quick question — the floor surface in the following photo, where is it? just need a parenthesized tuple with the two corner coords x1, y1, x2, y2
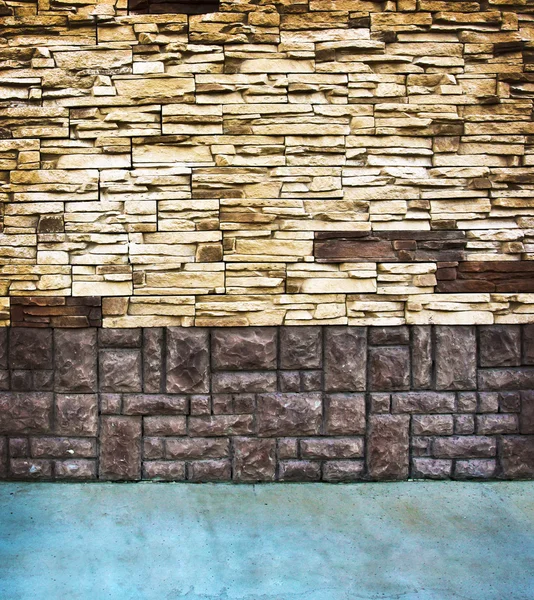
(0, 482, 533, 600)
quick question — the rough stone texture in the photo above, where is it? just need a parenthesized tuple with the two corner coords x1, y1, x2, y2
(479, 326, 521, 368)
(54, 329, 97, 393)
(99, 416, 142, 481)
(280, 328, 322, 370)
(435, 327, 477, 391)
(55, 394, 98, 436)
(166, 328, 209, 393)
(99, 350, 142, 393)
(369, 346, 410, 392)
(324, 328, 366, 392)
(0, 393, 52, 434)
(367, 415, 410, 481)
(212, 328, 277, 371)
(233, 438, 276, 482)
(0, 324, 534, 482)
(325, 394, 365, 435)
(257, 393, 322, 437)
(9, 329, 52, 371)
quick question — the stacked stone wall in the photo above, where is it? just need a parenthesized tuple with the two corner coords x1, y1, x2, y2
(1, 325, 533, 482)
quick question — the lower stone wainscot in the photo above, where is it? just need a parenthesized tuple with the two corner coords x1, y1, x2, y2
(1, 324, 533, 482)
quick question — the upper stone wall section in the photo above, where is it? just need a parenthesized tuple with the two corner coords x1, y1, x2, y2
(0, 0, 533, 326)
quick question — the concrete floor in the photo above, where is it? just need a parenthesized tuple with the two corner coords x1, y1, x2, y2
(0, 483, 533, 600)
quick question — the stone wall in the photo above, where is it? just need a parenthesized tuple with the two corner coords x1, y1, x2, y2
(0, 1, 533, 325)
(1, 324, 533, 482)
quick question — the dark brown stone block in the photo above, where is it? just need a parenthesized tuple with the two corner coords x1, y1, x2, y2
(412, 415, 453, 436)
(0, 329, 7, 370)
(166, 328, 209, 393)
(99, 349, 142, 392)
(520, 390, 534, 434)
(55, 329, 98, 393)
(277, 438, 298, 459)
(367, 414, 410, 481)
(325, 393, 365, 435)
(278, 460, 321, 482)
(143, 461, 186, 481)
(99, 416, 142, 481)
(212, 328, 277, 371)
(166, 438, 229, 460)
(454, 459, 496, 480)
(369, 346, 410, 391)
(411, 458, 452, 480)
(212, 372, 277, 393)
(144, 416, 187, 436)
(9, 437, 28, 458)
(435, 326, 477, 390)
(9, 328, 52, 370)
(324, 327, 366, 392)
(233, 437, 276, 482)
(392, 391, 456, 414)
(188, 415, 254, 437)
(10, 459, 52, 479)
(478, 368, 534, 391)
(432, 436, 496, 459)
(523, 324, 534, 364)
(98, 328, 142, 348)
(188, 459, 231, 482)
(143, 438, 164, 460)
(479, 325, 521, 367)
(280, 327, 322, 370)
(30, 437, 96, 458)
(100, 393, 121, 414)
(257, 393, 322, 437)
(0, 437, 6, 478)
(0, 392, 52, 434)
(300, 437, 364, 459)
(476, 414, 518, 435)
(501, 436, 534, 478)
(369, 326, 409, 346)
(55, 394, 98, 436)
(55, 459, 96, 480)
(412, 326, 432, 389)
(122, 394, 187, 415)
(322, 460, 364, 482)
(143, 328, 164, 393)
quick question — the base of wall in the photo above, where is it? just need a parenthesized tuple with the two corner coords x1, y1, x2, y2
(1, 325, 534, 482)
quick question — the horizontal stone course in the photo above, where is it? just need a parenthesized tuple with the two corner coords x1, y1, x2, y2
(0, 324, 533, 482)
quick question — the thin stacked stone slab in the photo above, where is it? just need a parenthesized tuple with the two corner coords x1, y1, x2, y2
(0, 324, 533, 482)
(0, 1, 532, 325)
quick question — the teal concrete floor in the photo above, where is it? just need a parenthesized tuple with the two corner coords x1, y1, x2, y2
(1, 483, 533, 600)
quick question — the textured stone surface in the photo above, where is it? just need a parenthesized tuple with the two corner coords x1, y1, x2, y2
(257, 393, 322, 437)
(212, 328, 277, 371)
(479, 326, 521, 368)
(99, 416, 142, 481)
(501, 437, 534, 479)
(325, 393, 365, 435)
(369, 346, 410, 392)
(435, 327, 477, 391)
(0, 324, 534, 482)
(324, 327, 366, 392)
(55, 394, 98, 436)
(233, 438, 276, 482)
(0, 393, 52, 434)
(9, 329, 52, 370)
(367, 415, 410, 481)
(100, 350, 142, 393)
(166, 328, 209, 394)
(280, 327, 322, 370)
(54, 329, 97, 393)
